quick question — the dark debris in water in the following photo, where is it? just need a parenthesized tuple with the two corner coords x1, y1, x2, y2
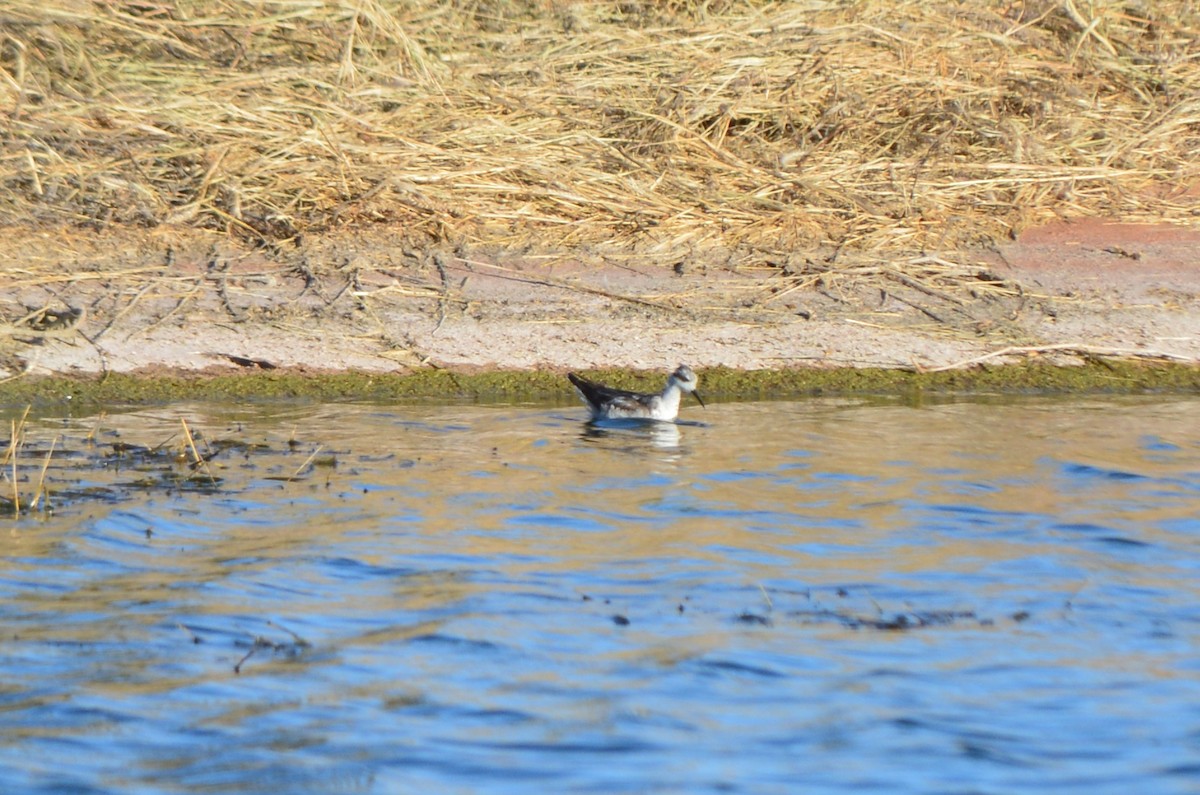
(168, 620, 313, 673)
(699, 659, 784, 678)
(735, 612, 772, 626)
(852, 610, 978, 631)
(232, 621, 313, 674)
(0, 411, 338, 516)
(788, 606, 983, 632)
(570, 584, 998, 634)
(580, 588, 1002, 634)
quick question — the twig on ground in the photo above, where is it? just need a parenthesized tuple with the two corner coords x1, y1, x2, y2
(923, 344, 1197, 372)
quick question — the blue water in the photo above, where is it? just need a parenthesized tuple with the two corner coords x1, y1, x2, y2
(0, 397, 1198, 793)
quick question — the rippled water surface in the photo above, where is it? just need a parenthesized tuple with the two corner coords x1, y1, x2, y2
(1, 396, 1198, 794)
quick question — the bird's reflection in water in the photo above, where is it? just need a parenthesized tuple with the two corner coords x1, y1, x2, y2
(580, 418, 684, 451)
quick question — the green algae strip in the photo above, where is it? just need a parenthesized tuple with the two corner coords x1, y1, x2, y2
(0, 362, 1198, 408)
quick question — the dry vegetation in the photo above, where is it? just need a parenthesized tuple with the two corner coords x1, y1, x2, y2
(1, 0, 1198, 259)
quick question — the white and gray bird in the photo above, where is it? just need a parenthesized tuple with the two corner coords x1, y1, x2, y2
(568, 365, 705, 422)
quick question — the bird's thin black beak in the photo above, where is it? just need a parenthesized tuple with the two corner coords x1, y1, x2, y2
(692, 390, 706, 408)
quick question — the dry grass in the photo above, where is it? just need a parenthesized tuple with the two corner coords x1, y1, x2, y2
(1, 0, 1197, 257)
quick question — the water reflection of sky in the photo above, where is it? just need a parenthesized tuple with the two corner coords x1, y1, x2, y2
(0, 397, 1197, 793)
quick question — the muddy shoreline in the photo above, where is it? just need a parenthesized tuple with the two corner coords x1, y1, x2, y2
(3, 363, 1200, 410)
(2, 218, 1198, 403)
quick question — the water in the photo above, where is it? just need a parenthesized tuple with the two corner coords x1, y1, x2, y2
(1, 396, 1198, 794)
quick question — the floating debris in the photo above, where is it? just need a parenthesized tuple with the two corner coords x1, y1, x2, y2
(0, 408, 337, 516)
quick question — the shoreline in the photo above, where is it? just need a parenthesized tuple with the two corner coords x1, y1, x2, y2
(2, 218, 1199, 405)
(3, 362, 1198, 409)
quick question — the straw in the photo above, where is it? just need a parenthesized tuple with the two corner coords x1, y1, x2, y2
(0, 0, 1194, 263)
(285, 444, 324, 483)
(28, 435, 56, 512)
(7, 419, 18, 517)
(179, 418, 217, 483)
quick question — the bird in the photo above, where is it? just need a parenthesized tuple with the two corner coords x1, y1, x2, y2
(567, 365, 705, 422)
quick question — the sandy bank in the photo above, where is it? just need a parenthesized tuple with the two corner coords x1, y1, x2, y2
(2, 219, 1198, 396)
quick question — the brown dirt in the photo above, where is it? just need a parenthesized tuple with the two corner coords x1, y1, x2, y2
(1, 219, 1198, 381)
(990, 218, 1200, 362)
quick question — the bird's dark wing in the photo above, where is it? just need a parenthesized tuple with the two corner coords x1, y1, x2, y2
(568, 373, 648, 407)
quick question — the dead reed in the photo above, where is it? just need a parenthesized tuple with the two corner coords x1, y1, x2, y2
(0, 0, 1196, 257)
(179, 417, 218, 483)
